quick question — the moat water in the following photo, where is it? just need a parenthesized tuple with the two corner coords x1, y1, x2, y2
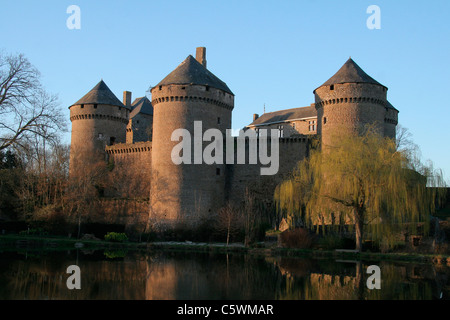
(0, 248, 448, 300)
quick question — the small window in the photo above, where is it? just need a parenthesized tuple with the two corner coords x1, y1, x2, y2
(330, 85, 334, 90)
(136, 120, 139, 124)
(98, 133, 103, 139)
(205, 85, 209, 91)
(80, 104, 84, 108)
(292, 122, 296, 129)
(216, 168, 221, 176)
(217, 117, 221, 124)
(109, 137, 116, 146)
(159, 85, 162, 90)
(324, 117, 327, 124)
(278, 125, 284, 138)
(94, 104, 97, 109)
(181, 86, 185, 90)
(309, 120, 316, 132)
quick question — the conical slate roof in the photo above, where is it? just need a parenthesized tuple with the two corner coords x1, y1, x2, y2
(71, 80, 128, 109)
(130, 96, 153, 117)
(315, 58, 386, 91)
(155, 55, 233, 95)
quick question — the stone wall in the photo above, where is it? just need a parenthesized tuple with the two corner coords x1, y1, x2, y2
(150, 84, 234, 223)
(89, 198, 149, 227)
(69, 103, 128, 176)
(314, 82, 389, 147)
(384, 107, 398, 139)
(105, 141, 152, 199)
(126, 113, 153, 143)
(226, 136, 310, 208)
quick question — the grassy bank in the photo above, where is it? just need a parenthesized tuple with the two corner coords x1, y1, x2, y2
(1, 234, 449, 265)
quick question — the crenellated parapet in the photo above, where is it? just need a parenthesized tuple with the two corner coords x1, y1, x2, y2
(106, 141, 152, 154)
(70, 109, 128, 125)
(315, 96, 388, 108)
(151, 87, 234, 111)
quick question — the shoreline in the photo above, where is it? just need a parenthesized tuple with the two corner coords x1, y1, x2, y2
(1, 234, 449, 265)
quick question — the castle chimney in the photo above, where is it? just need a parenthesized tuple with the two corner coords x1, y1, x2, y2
(196, 47, 207, 68)
(253, 114, 259, 121)
(123, 91, 132, 107)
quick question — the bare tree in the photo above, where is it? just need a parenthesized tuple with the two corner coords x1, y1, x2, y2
(65, 150, 110, 238)
(395, 123, 414, 152)
(0, 52, 66, 151)
(13, 136, 70, 223)
(215, 203, 241, 246)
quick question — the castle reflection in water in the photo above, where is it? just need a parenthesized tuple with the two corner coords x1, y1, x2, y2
(0, 250, 448, 300)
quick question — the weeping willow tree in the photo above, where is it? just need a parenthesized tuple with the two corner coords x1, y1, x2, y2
(274, 125, 446, 252)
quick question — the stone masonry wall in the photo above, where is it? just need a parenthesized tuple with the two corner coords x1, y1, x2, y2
(384, 107, 398, 139)
(150, 84, 234, 224)
(314, 83, 388, 147)
(226, 137, 310, 210)
(69, 103, 128, 176)
(126, 113, 153, 144)
(105, 141, 152, 199)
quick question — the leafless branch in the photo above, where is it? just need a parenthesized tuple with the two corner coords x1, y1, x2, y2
(0, 52, 66, 152)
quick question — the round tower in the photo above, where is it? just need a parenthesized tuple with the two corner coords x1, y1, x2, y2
(150, 48, 234, 224)
(69, 80, 130, 176)
(314, 58, 398, 147)
(384, 101, 399, 139)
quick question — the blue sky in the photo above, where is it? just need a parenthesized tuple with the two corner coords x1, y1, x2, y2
(1, 0, 449, 183)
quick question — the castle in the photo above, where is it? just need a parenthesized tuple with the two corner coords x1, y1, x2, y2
(68, 47, 398, 227)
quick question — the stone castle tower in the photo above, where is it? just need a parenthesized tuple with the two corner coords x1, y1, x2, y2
(69, 80, 130, 176)
(149, 47, 235, 223)
(313, 58, 398, 147)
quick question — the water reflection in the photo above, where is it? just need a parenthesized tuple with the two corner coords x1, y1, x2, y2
(0, 249, 448, 300)
(273, 258, 444, 300)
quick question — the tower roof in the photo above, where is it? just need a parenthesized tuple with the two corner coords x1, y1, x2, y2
(130, 96, 153, 118)
(71, 80, 128, 109)
(314, 58, 386, 92)
(155, 55, 233, 95)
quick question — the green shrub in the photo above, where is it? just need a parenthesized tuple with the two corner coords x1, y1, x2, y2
(104, 232, 128, 242)
(104, 249, 128, 259)
(19, 228, 48, 236)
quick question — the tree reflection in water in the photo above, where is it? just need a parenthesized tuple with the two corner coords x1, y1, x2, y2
(0, 250, 447, 300)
